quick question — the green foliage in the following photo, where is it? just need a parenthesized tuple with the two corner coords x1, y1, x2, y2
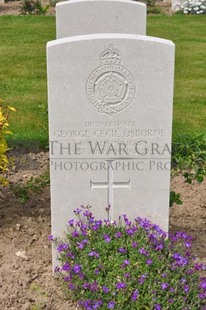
(174, 9, 185, 15)
(11, 173, 49, 203)
(50, 0, 59, 7)
(20, 0, 50, 15)
(172, 133, 206, 184)
(170, 191, 183, 207)
(144, 0, 157, 7)
(52, 206, 206, 309)
(0, 99, 15, 186)
(147, 6, 162, 14)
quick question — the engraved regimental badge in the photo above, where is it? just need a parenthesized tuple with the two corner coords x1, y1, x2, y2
(86, 45, 136, 116)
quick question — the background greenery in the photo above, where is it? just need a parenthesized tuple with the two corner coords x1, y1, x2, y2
(0, 15, 205, 147)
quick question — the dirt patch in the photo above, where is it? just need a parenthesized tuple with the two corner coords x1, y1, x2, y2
(0, 1, 21, 16)
(0, 150, 206, 309)
(0, 0, 55, 16)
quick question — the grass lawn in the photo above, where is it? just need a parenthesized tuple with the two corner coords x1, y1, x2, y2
(0, 16, 55, 147)
(147, 15, 206, 137)
(0, 15, 205, 147)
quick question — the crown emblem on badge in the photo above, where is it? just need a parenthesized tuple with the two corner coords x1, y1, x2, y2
(86, 45, 136, 116)
(100, 44, 122, 65)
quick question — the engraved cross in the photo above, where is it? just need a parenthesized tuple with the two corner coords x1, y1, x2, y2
(90, 161, 131, 210)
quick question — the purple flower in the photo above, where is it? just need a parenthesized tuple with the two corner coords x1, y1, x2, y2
(161, 283, 169, 290)
(62, 262, 71, 271)
(121, 259, 130, 268)
(88, 251, 99, 258)
(102, 286, 110, 293)
(90, 281, 99, 292)
(153, 224, 164, 234)
(137, 217, 152, 230)
(176, 231, 190, 240)
(118, 247, 127, 254)
(186, 269, 194, 275)
(199, 292, 206, 299)
(185, 242, 191, 248)
(199, 278, 206, 291)
(54, 266, 60, 272)
(184, 284, 189, 293)
(103, 234, 111, 243)
(173, 253, 188, 267)
(79, 273, 85, 280)
(155, 243, 164, 251)
(126, 227, 136, 236)
(131, 289, 139, 301)
(96, 220, 103, 226)
(74, 208, 82, 214)
(66, 251, 75, 259)
(72, 230, 79, 237)
(138, 274, 147, 284)
(116, 282, 126, 289)
(124, 259, 130, 265)
(48, 234, 54, 241)
(64, 275, 72, 282)
(115, 231, 122, 238)
(138, 248, 149, 256)
(68, 219, 74, 226)
(83, 210, 93, 218)
(108, 301, 115, 309)
(77, 242, 85, 250)
(132, 242, 138, 248)
(57, 243, 69, 253)
(124, 272, 131, 278)
(92, 224, 100, 231)
(68, 283, 75, 290)
(154, 304, 161, 310)
(123, 214, 131, 226)
(73, 264, 81, 274)
(83, 282, 90, 289)
(146, 258, 153, 265)
(194, 263, 203, 270)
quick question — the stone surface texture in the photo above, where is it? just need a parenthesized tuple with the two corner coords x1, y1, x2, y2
(56, 0, 146, 38)
(47, 34, 175, 269)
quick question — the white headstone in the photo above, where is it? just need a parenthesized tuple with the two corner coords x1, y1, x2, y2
(56, 0, 147, 38)
(172, 0, 185, 11)
(47, 33, 175, 266)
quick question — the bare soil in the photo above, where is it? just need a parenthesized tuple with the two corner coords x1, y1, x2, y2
(0, 0, 55, 16)
(0, 150, 206, 309)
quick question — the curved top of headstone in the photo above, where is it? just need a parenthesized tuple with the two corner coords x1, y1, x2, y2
(56, 0, 147, 38)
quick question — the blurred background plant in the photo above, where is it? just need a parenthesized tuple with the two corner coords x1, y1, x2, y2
(0, 99, 15, 187)
(20, 0, 50, 15)
(181, 0, 206, 14)
(172, 133, 206, 184)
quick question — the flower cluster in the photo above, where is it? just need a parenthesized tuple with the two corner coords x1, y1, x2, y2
(181, 0, 206, 14)
(51, 206, 206, 309)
